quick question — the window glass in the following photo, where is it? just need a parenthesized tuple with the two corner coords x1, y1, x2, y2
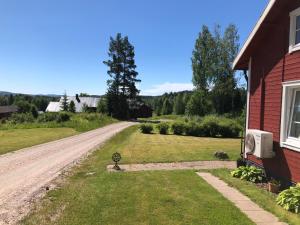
(296, 16, 300, 30)
(295, 16, 300, 44)
(289, 91, 300, 138)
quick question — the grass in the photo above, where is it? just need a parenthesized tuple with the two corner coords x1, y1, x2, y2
(0, 113, 118, 155)
(139, 114, 185, 121)
(0, 128, 78, 155)
(22, 127, 254, 225)
(0, 113, 118, 132)
(118, 129, 241, 163)
(211, 169, 300, 225)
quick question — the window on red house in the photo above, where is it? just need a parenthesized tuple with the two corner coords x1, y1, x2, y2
(289, 91, 300, 138)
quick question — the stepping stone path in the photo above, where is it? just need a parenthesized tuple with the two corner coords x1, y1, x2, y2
(107, 161, 236, 172)
(197, 172, 288, 225)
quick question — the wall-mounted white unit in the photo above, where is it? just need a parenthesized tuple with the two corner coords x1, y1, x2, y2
(245, 129, 274, 158)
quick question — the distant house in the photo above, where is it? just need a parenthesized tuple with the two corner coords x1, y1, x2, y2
(233, 0, 300, 183)
(0, 105, 18, 119)
(46, 96, 100, 113)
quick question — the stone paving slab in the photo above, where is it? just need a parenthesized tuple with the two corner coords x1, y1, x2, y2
(107, 161, 236, 172)
(196, 172, 288, 225)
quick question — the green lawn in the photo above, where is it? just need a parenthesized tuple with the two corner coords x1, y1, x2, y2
(0, 128, 78, 155)
(119, 130, 241, 163)
(22, 127, 254, 225)
(211, 169, 300, 225)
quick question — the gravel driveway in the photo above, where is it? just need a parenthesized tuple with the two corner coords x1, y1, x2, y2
(0, 122, 134, 225)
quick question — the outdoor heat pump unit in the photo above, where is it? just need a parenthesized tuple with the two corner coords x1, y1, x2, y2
(245, 129, 274, 158)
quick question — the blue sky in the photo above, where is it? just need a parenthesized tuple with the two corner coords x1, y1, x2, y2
(0, 0, 268, 96)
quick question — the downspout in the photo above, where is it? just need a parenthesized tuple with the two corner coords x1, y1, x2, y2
(241, 58, 252, 159)
(241, 69, 248, 158)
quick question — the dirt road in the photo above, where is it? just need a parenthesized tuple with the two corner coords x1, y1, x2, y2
(0, 122, 134, 225)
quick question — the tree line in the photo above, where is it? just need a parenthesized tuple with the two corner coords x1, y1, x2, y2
(0, 94, 58, 117)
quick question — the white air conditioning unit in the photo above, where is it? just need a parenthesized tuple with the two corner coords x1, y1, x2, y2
(245, 129, 274, 158)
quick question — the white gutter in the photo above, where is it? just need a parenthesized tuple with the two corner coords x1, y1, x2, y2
(233, 0, 277, 69)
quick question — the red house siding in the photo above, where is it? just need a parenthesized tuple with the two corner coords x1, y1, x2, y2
(247, 3, 300, 183)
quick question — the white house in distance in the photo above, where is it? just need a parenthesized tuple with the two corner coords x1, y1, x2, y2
(46, 96, 100, 113)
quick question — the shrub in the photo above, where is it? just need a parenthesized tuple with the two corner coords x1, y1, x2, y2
(9, 113, 35, 124)
(56, 112, 71, 122)
(157, 122, 169, 134)
(185, 122, 204, 136)
(201, 115, 220, 137)
(276, 184, 300, 213)
(37, 112, 58, 122)
(171, 122, 186, 135)
(218, 119, 242, 138)
(140, 123, 153, 134)
(231, 166, 264, 183)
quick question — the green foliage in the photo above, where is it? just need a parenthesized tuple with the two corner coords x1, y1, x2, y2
(140, 123, 153, 134)
(201, 115, 220, 137)
(218, 119, 242, 138)
(185, 90, 210, 116)
(61, 92, 69, 111)
(171, 122, 186, 135)
(1, 113, 117, 132)
(103, 33, 140, 119)
(161, 99, 173, 115)
(56, 112, 70, 122)
(37, 113, 59, 122)
(192, 25, 216, 91)
(185, 122, 203, 137)
(36, 112, 70, 123)
(30, 105, 38, 118)
(231, 166, 264, 183)
(156, 122, 169, 135)
(276, 184, 300, 213)
(0, 94, 57, 112)
(15, 100, 32, 113)
(173, 93, 185, 115)
(9, 113, 35, 124)
(69, 100, 76, 113)
(97, 98, 107, 114)
(191, 24, 243, 115)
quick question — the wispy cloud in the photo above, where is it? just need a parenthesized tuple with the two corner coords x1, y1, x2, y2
(141, 82, 194, 96)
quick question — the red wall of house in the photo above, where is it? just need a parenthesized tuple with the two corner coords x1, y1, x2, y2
(247, 3, 300, 183)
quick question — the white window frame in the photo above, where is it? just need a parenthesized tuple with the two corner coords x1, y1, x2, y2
(289, 7, 300, 53)
(280, 80, 300, 152)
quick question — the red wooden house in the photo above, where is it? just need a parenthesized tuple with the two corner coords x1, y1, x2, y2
(233, 0, 300, 183)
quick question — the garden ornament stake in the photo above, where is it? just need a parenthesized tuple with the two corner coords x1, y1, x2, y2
(112, 152, 121, 170)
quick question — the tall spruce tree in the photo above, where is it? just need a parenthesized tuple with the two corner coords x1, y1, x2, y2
(103, 33, 140, 119)
(61, 91, 69, 111)
(69, 100, 76, 113)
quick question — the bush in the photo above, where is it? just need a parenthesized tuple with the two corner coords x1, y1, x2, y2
(218, 119, 242, 138)
(157, 122, 169, 134)
(201, 115, 220, 137)
(276, 184, 300, 213)
(231, 166, 264, 183)
(171, 122, 186, 135)
(9, 113, 35, 124)
(140, 123, 153, 134)
(37, 112, 58, 122)
(185, 122, 204, 136)
(56, 112, 70, 122)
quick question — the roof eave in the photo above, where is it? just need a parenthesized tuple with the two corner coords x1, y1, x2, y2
(233, 0, 277, 70)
